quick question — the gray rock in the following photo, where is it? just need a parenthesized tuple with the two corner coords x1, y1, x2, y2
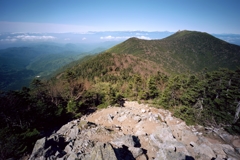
(210, 143, 226, 159)
(43, 146, 56, 158)
(57, 123, 73, 135)
(155, 149, 186, 160)
(29, 104, 240, 160)
(170, 124, 198, 144)
(128, 147, 143, 158)
(133, 115, 141, 122)
(111, 135, 137, 148)
(65, 125, 79, 142)
(83, 142, 118, 160)
(29, 137, 46, 160)
(117, 114, 127, 122)
(152, 127, 176, 143)
(64, 143, 73, 153)
(213, 129, 233, 144)
(236, 147, 240, 154)
(66, 151, 78, 160)
(192, 143, 216, 159)
(220, 133, 233, 144)
(107, 114, 114, 123)
(222, 145, 240, 160)
(135, 130, 146, 136)
(181, 129, 198, 145)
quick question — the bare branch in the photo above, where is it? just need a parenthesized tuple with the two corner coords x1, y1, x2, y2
(233, 101, 240, 123)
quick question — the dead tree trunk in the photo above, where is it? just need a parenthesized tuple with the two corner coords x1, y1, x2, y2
(233, 101, 240, 123)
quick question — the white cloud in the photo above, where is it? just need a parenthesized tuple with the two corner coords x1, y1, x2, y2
(100, 35, 114, 40)
(100, 35, 130, 40)
(137, 36, 151, 40)
(82, 37, 86, 40)
(64, 38, 70, 41)
(15, 35, 56, 41)
(10, 32, 25, 35)
(0, 38, 17, 42)
(73, 32, 95, 35)
(0, 34, 56, 42)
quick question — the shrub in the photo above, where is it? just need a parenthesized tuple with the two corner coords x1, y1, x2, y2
(173, 105, 195, 125)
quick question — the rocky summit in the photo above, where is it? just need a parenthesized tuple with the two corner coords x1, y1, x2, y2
(29, 101, 240, 160)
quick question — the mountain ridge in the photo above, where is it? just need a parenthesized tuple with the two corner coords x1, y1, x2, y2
(107, 30, 240, 73)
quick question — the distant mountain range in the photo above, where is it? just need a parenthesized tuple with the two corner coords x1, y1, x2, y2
(0, 42, 118, 91)
(1, 31, 239, 49)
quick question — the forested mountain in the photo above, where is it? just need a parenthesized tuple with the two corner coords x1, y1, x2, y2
(1, 30, 240, 159)
(108, 30, 240, 73)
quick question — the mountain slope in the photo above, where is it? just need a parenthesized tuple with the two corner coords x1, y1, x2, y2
(68, 52, 165, 79)
(107, 30, 240, 73)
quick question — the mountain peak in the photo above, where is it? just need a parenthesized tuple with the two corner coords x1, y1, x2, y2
(107, 30, 240, 73)
(129, 37, 140, 40)
(164, 30, 209, 39)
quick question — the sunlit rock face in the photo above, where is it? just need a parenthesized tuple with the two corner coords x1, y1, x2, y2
(29, 101, 240, 160)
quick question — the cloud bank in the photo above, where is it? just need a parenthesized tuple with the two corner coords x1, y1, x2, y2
(100, 35, 151, 40)
(100, 35, 130, 40)
(0, 34, 56, 42)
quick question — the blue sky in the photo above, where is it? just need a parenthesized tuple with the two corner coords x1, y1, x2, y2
(0, 0, 240, 33)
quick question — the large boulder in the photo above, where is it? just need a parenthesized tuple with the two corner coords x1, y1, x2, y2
(29, 137, 46, 160)
(117, 114, 127, 122)
(152, 126, 176, 143)
(155, 149, 187, 160)
(83, 142, 118, 160)
(111, 135, 139, 148)
(29, 134, 68, 160)
(57, 122, 75, 135)
(128, 147, 143, 158)
(222, 144, 240, 160)
(62, 125, 79, 142)
(149, 127, 192, 160)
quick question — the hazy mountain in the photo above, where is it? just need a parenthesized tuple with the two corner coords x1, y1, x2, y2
(0, 42, 119, 91)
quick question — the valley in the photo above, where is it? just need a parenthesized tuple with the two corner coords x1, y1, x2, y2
(0, 42, 116, 91)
